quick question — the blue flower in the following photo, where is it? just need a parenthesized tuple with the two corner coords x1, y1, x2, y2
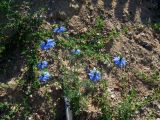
(38, 72, 50, 82)
(37, 61, 48, 69)
(53, 26, 66, 33)
(72, 49, 81, 55)
(40, 39, 56, 50)
(88, 67, 101, 81)
(113, 56, 126, 68)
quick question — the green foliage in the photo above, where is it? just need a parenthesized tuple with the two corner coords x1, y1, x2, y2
(99, 89, 150, 120)
(108, 29, 120, 41)
(98, 80, 112, 120)
(0, 0, 44, 60)
(0, 102, 17, 120)
(136, 71, 148, 81)
(115, 90, 136, 120)
(137, 70, 160, 82)
(0, 0, 48, 118)
(151, 70, 160, 81)
(0, 0, 12, 14)
(95, 16, 105, 30)
(152, 23, 160, 32)
(61, 65, 82, 116)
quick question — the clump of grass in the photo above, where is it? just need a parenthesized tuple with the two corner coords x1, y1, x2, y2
(0, 102, 17, 120)
(114, 90, 136, 120)
(152, 23, 160, 32)
(60, 64, 83, 118)
(95, 16, 105, 30)
(136, 69, 160, 87)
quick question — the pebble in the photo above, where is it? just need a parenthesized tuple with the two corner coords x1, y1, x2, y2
(89, 5, 94, 10)
(29, 94, 33, 98)
(96, 33, 100, 35)
(80, 27, 87, 33)
(105, 20, 115, 30)
(135, 110, 139, 114)
(70, 3, 79, 10)
(28, 116, 33, 120)
(111, 94, 116, 99)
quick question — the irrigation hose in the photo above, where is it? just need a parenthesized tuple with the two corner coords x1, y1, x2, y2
(58, 55, 73, 120)
(64, 96, 73, 120)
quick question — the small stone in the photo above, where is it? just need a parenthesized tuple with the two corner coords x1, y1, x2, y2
(125, 50, 129, 54)
(140, 32, 145, 36)
(96, 33, 100, 35)
(111, 94, 116, 99)
(33, 113, 41, 119)
(107, 88, 112, 93)
(133, 34, 141, 40)
(48, 89, 52, 93)
(20, 68, 25, 72)
(135, 110, 139, 114)
(80, 27, 87, 33)
(158, 104, 160, 110)
(116, 23, 121, 31)
(105, 20, 115, 30)
(89, 5, 94, 10)
(29, 94, 33, 98)
(8, 79, 17, 89)
(128, 32, 132, 35)
(28, 116, 33, 120)
(87, 16, 91, 19)
(70, 3, 79, 10)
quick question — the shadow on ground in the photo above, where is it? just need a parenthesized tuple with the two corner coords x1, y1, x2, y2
(16, 0, 160, 23)
(0, 65, 65, 119)
(0, 33, 25, 83)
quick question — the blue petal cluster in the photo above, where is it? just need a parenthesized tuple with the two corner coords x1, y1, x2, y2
(53, 26, 66, 33)
(37, 61, 48, 69)
(88, 67, 101, 81)
(113, 56, 126, 68)
(38, 72, 50, 82)
(40, 39, 56, 50)
(72, 49, 81, 55)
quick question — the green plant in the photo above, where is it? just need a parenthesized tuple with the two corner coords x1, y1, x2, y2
(61, 66, 82, 117)
(151, 70, 160, 81)
(114, 90, 136, 120)
(136, 70, 147, 80)
(108, 29, 120, 41)
(0, 1, 50, 119)
(95, 16, 105, 30)
(98, 80, 112, 120)
(0, 102, 17, 120)
(152, 23, 160, 32)
(136, 69, 160, 87)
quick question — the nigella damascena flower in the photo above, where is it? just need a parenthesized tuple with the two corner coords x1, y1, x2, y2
(88, 67, 101, 81)
(72, 49, 81, 55)
(113, 56, 126, 68)
(37, 61, 48, 69)
(38, 72, 50, 82)
(53, 26, 66, 33)
(40, 39, 56, 50)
